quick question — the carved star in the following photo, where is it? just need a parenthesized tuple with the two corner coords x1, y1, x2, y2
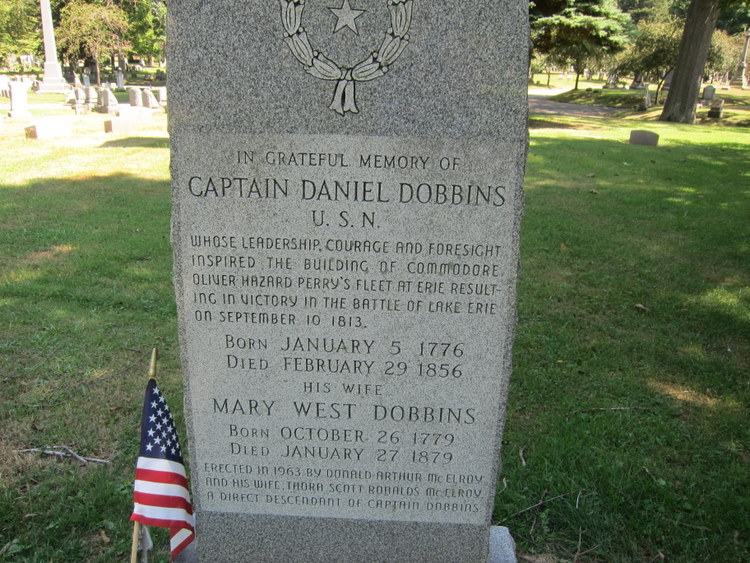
(328, 0, 365, 35)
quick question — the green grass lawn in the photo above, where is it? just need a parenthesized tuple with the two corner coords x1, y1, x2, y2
(501, 117, 749, 560)
(0, 94, 748, 561)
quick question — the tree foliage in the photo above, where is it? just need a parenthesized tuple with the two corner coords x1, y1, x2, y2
(618, 18, 682, 100)
(533, 0, 630, 88)
(0, 0, 41, 66)
(56, 0, 130, 84)
(706, 27, 745, 76)
(126, 0, 166, 62)
(715, 1, 750, 33)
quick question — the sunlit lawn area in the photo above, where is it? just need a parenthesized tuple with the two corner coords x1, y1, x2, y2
(534, 72, 750, 125)
(0, 90, 748, 560)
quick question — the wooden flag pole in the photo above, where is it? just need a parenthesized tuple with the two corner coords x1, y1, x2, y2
(129, 521, 141, 563)
(130, 348, 159, 563)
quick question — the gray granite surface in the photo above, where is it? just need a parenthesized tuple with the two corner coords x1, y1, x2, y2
(169, 1, 528, 561)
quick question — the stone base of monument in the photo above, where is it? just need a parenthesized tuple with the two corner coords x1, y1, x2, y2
(195, 514, 516, 562)
(489, 526, 517, 563)
(36, 62, 69, 94)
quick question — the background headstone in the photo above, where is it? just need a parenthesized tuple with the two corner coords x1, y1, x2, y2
(0, 75, 10, 98)
(74, 87, 86, 105)
(104, 116, 136, 134)
(84, 85, 97, 107)
(128, 86, 142, 107)
(170, 2, 528, 561)
(95, 88, 119, 114)
(153, 86, 167, 105)
(708, 99, 724, 118)
(639, 86, 653, 110)
(24, 117, 73, 139)
(141, 88, 160, 109)
(8, 81, 32, 119)
(702, 85, 716, 100)
(629, 130, 659, 146)
(116, 71, 125, 91)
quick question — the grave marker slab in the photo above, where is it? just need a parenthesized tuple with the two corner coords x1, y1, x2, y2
(84, 86, 97, 107)
(702, 85, 716, 100)
(104, 116, 135, 134)
(8, 82, 31, 119)
(629, 130, 659, 146)
(128, 86, 142, 106)
(169, 1, 528, 561)
(708, 99, 724, 118)
(24, 117, 73, 139)
(141, 88, 160, 109)
(95, 88, 119, 114)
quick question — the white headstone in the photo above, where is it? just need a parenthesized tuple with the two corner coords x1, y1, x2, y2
(128, 87, 142, 107)
(8, 81, 32, 119)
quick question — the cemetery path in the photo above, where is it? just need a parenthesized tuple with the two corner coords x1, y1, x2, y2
(528, 88, 621, 118)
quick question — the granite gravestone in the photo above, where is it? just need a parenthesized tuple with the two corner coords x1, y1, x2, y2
(141, 88, 161, 109)
(702, 84, 716, 101)
(170, 1, 528, 561)
(128, 86, 142, 107)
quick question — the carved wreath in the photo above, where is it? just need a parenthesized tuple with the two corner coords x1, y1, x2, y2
(280, 0, 413, 115)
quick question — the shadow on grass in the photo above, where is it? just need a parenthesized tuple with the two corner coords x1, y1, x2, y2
(99, 136, 170, 149)
(528, 118, 578, 129)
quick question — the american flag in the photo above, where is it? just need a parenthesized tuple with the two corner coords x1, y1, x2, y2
(131, 378, 195, 559)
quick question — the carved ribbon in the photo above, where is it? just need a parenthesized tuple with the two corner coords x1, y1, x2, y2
(329, 70, 358, 115)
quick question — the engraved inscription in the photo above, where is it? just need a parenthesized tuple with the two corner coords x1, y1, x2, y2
(176, 134, 520, 525)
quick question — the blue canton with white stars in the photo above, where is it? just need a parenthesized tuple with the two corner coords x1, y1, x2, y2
(139, 379, 184, 463)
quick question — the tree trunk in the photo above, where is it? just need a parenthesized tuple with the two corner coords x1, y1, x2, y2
(655, 79, 662, 105)
(659, 0, 722, 123)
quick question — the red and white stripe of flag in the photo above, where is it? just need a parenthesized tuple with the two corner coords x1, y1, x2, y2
(132, 457, 195, 558)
